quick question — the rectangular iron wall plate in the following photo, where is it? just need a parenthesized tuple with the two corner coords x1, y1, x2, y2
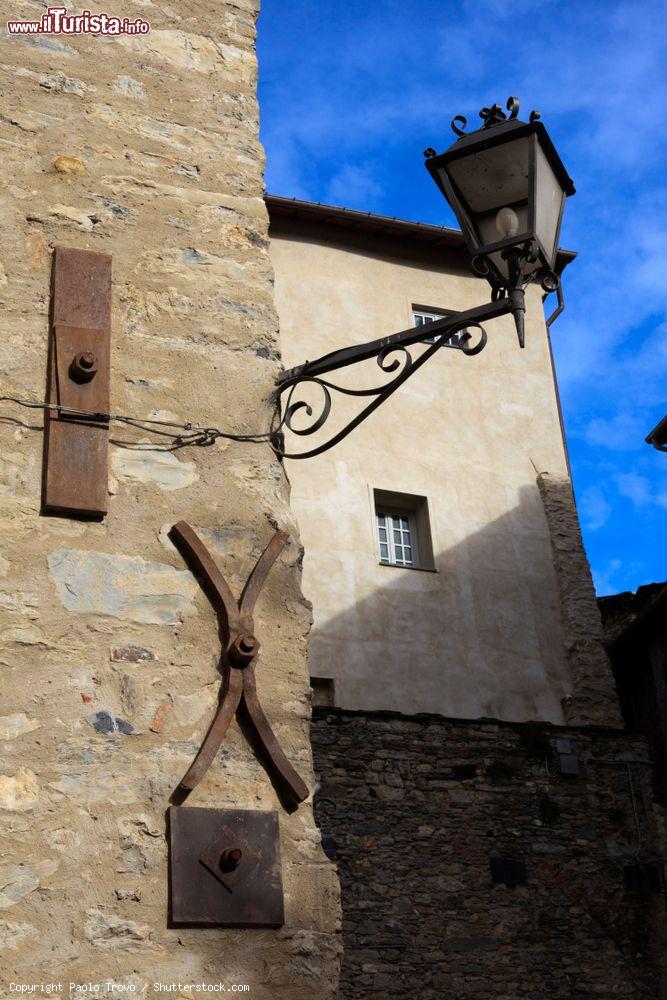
(168, 806, 284, 927)
(43, 246, 112, 518)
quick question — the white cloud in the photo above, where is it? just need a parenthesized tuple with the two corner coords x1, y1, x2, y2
(592, 558, 623, 597)
(325, 164, 382, 210)
(614, 472, 653, 508)
(584, 413, 648, 452)
(578, 485, 612, 531)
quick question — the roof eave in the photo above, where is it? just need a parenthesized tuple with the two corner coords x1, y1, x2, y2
(265, 194, 576, 274)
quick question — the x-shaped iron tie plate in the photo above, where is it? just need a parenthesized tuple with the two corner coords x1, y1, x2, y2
(169, 521, 309, 811)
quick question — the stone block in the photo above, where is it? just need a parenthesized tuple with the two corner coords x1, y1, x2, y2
(48, 548, 197, 624)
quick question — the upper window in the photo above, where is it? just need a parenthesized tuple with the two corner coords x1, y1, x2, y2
(413, 308, 465, 347)
(373, 489, 436, 571)
(376, 510, 417, 567)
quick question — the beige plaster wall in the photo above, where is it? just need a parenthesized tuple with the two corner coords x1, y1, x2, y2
(0, 5, 340, 994)
(271, 231, 573, 723)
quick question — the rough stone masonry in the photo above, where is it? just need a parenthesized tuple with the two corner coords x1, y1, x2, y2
(312, 709, 667, 1000)
(0, 2, 340, 994)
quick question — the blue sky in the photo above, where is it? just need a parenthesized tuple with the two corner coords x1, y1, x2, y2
(257, 0, 667, 596)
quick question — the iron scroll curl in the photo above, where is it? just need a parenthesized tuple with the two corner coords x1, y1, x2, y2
(282, 377, 332, 437)
(449, 96, 540, 137)
(271, 320, 489, 459)
(458, 323, 487, 356)
(376, 344, 413, 376)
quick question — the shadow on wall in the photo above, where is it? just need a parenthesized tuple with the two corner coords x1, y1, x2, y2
(303, 481, 572, 725)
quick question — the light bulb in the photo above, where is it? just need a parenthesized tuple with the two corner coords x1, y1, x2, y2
(495, 206, 520, 239)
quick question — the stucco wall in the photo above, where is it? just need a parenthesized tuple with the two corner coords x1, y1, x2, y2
(0, 5, 340, 994)
(270, 228, 573, 723)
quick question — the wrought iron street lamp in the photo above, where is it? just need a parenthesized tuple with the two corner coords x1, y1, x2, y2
(273, 97, 575, 458)
(424, 96, 575, 348)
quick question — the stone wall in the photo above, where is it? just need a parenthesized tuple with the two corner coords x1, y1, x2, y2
(537, 473, 622, 728)
(0, 3, 340, 994)
(312, 708, 667, 1000)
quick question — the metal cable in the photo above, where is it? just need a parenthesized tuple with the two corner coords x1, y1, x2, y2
(0, 394, 276, 450)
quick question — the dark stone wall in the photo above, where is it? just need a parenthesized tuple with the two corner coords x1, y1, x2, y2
(311, 708, 667, 1000)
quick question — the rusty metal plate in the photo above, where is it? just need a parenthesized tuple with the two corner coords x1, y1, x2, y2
(168, 806, 284, 927)
(43, 247, 112, 519)
(53, 324, 110, 417)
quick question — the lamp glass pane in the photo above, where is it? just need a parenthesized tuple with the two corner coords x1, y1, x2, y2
(476, 203, 530, 248)
(534, 141, 565, 261)
(447, 136, 531, 213)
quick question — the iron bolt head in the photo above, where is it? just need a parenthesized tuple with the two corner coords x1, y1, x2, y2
(219, 847, 242, 873)
(70, 351, 99, 383)
(230, 634, 260, 665)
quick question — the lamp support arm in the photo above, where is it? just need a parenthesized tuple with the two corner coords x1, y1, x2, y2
(270, 295, 520, 460)
(276, 296, 513, 385)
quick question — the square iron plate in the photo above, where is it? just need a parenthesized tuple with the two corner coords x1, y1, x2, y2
(168, 806, 284, 927)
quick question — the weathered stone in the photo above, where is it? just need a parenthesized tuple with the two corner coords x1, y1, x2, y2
(537, 474, 622, 727)
(53, 154, 86, 174)
(50, 759, 139, 807)
(49, 827, 82, 853)
(149, 701, 170, 733)
(2, 33, 78, 57)
(116, 842, 147, 874)
(117, 29, 249, 75)
(48, 549, 197, 624)
(39, 71, 88, 95)
(448, 789, 475, 804)
(113, 75, 145, 100)
(0, 63, 89, 95)
(112, 446, 197, 491)
(0, 860, 56, 908)
(111, 644, 157, 663)
(46, 203, 96, 230)
(84, 908, 152, 949)
(0, 713, 39, 741)
(88, 711, 134, 736)
(169, 687, 217, 734)
(115, 887, 141, 901)
(0, 768, 39, 811)
(0, 920, 37, 949)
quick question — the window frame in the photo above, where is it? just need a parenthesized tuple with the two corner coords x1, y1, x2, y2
(413, 307, 465, 347)
(372, 488, 437, 573)
(376, 508, 420, 568)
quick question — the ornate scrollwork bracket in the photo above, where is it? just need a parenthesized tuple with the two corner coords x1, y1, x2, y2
(271, 298, 514, 459)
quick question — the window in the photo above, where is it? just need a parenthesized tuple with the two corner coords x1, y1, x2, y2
(373, 489, 436, 571)
(376, 510, 417, 567)
(413, 308, 465, 347)
(311, 677, 335, 707)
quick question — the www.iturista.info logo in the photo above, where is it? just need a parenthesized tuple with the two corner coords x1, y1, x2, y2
(6, 7, 150, 35)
